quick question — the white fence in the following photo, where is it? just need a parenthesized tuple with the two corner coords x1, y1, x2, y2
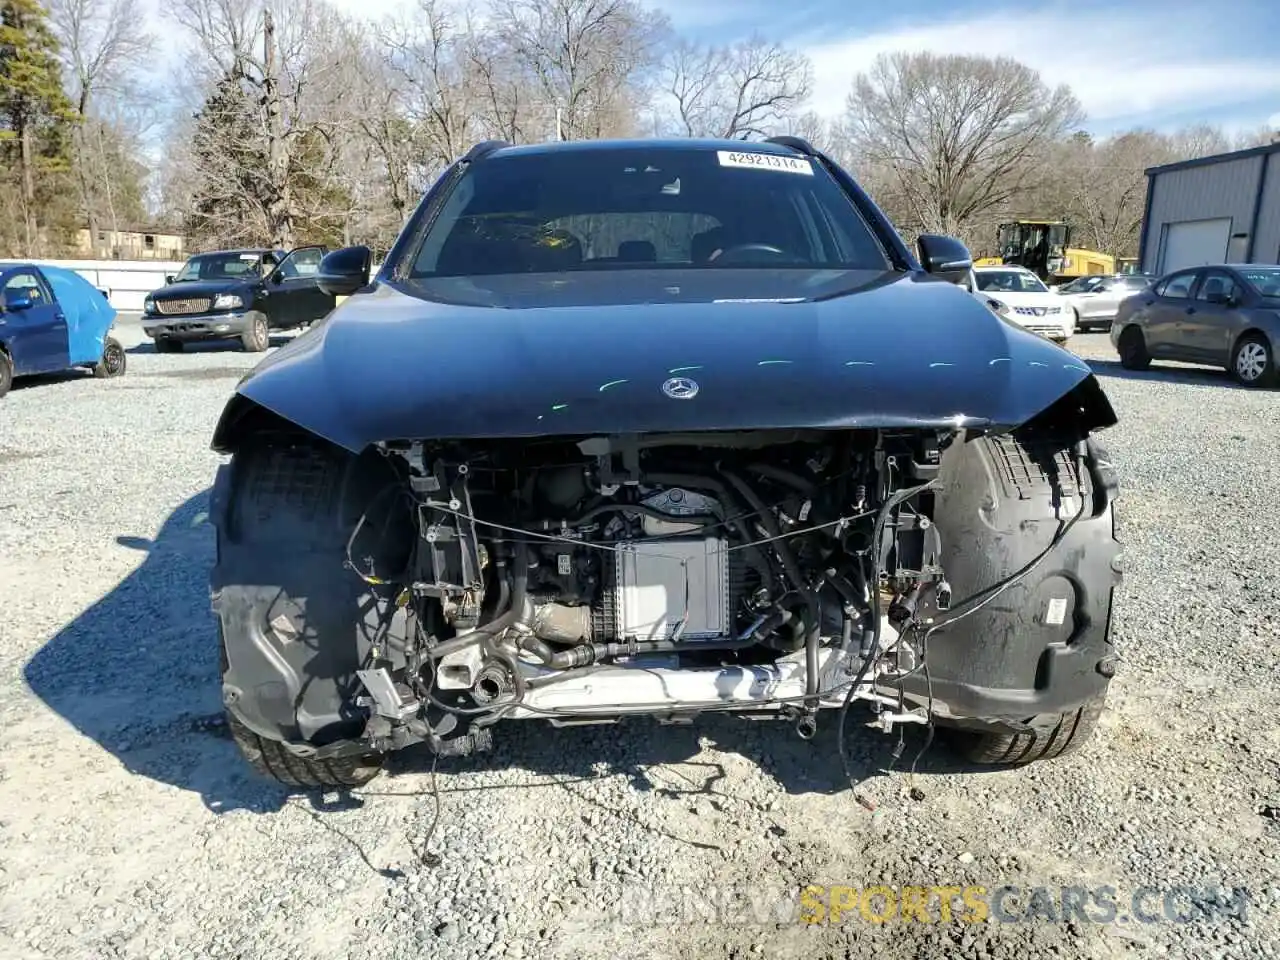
(0, 257, 187, 312)
(3, 255, 387, 313)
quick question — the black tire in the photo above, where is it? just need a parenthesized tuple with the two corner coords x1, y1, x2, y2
(1230, 333, 1276, 388)
(1070, 308, 1085, 333)
(155, 336, 183, 353)
(213, 433, 412, 790)
(241, 313, 269, 352)
(953, 697, 1106, 766)
(94, 336, 127, 378)
(0, 350, 11, 398)
(1116, 325, 1151, 370)
(225, 710, 384, 789)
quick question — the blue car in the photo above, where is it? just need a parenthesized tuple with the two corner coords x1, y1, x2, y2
(0, 262, 126, 397)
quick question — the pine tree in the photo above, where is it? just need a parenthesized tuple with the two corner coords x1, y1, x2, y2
(0, 0, 75, 254)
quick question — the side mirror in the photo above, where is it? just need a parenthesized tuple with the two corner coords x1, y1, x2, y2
(317, 245, 372, 297)
(164, 274, 175, 284)
(3, 288, 33, 312)
(916, 234, 973, 285)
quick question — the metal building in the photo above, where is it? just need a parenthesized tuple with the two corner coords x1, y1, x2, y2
(1139, 140, 1280, 275)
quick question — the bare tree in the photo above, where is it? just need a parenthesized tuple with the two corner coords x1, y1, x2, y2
(47, 0, 156, 246)
(786, 110, 829, 151)
(378, 0, 482, 170)
(48, 0, 154, 113)
(490, 0, 667, 141)
(166, 0, 358, 248)
(465, 31, 530, 143)
(663, 36, 811, 139)
(843, 52, 1083, 238)
(1044, 131, 1162, 257)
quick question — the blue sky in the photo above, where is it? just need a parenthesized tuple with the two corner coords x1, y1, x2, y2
(634, 0, 1280, 135)
(149, 0, 1280, 138)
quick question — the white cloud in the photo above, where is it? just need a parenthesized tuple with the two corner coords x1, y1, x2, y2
(1268, 112, 1280, 129)
(799, 10, 1280, 130)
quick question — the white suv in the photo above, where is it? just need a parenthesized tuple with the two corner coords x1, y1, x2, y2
(964, 265, 1074, 343)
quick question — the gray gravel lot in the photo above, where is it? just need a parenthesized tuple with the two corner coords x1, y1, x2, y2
(1, 327, 1277, 960)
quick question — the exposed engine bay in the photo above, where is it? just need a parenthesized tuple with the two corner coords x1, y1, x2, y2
(344, 427, 1089, 755)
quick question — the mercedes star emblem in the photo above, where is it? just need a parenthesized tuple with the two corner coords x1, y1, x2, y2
(661, 376, 700, 399)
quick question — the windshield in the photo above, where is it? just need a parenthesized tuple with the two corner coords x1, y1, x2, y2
(1239, 266, 1280, 296)
(1061, 276, 1104, 293)
(975, 270, 1049, 293)
(408, 146, 891, 285)
(174, 252, 264, 282)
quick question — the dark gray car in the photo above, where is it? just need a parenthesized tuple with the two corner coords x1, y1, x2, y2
(1111, 264, 1280, 387)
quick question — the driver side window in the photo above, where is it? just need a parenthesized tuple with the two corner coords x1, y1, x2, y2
(1156, 273, 1196, 299)
(276, 247, 323, 280)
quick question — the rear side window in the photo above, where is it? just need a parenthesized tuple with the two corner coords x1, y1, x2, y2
(410, 146, 891, 278)
(1157, 273, 1196, 299)
(1194, 272, 1240, 302)
(3, 270, 53, 303)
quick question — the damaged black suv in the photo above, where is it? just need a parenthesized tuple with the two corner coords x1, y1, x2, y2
(208, 137, 1121, 789)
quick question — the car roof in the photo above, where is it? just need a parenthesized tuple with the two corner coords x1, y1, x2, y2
(483, 137, 808, 161)
(973, 265, 1034, 272)
(191, 248, 272, 257)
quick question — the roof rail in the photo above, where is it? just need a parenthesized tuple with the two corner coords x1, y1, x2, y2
(462, 140, 511, 163)
(764, 135, 817, 157)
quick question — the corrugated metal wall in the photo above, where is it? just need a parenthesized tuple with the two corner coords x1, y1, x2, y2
(1141, 155, 1266, 271)
(1253, 152, 1280, 265)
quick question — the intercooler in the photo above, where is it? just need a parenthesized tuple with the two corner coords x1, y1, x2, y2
(613, 538, 730, 641)
(531, 537, 742, 644)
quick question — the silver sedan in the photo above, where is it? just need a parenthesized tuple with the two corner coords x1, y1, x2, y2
(1056, 274, 1153, 332)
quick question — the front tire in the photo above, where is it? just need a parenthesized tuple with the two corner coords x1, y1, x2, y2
(240, 313, 270, 353)
(1117, 326, 1151, 370)
(953, 697, 1106, 766)
(154, 336, 183, 354)
(213, 432, 413, 790)
(94, 336, 127, 378)
(226, 711, 384, 789)
(1231, 333, 1275, 387)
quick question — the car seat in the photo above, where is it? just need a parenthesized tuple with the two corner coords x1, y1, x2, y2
(617, 240, 656, 262)
(691, 227, 725, 264)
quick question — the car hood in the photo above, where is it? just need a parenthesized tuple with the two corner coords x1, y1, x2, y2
(976, 290, 1061, 309)
(216, 269, 1116, 453)
(151, 279, 255, 299)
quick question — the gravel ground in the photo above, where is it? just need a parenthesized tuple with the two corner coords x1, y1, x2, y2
(1, 326, 1277, 960)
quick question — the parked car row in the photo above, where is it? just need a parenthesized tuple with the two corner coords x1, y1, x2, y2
(0, 242, 345, 397)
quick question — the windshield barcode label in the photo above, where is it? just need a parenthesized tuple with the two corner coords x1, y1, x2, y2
(717, 151, 814, 175)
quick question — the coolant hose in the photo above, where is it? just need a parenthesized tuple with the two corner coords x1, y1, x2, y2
(427, 547, 528, 659)
(722, 469, 822, 703)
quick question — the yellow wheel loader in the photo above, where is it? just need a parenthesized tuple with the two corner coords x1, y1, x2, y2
(977, 221, 1114, 284)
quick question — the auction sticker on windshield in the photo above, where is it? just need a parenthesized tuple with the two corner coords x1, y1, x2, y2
(717, 151, 814, 175)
